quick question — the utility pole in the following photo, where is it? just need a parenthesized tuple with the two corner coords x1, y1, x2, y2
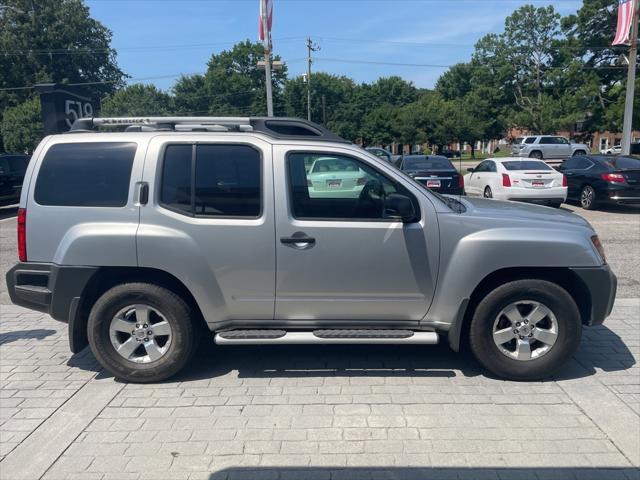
(261, 0, 274, 117)
(306, 38, 320, 121)
(621, 1, 639, 155)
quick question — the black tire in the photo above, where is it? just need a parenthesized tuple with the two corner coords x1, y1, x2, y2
(529, 151, 543, 160)
(469, 279, 582, 381)
(580, 185, 598, 210)
(88, 283, 199, 383)
(483, 186, 493, 198)
(573, 150, 587, 157)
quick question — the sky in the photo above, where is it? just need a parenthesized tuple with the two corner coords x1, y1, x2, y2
(87, 0, 584, 92)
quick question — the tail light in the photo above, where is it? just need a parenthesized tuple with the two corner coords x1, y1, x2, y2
(17, 208, 26, 262)
(502, 174, 512, 187)
(562, 175, 568, 187)
(591, 235, 606, 264)
(357, 177, 368, 186)
(458, 175, 464, 188)
(601, 173, 625, 183)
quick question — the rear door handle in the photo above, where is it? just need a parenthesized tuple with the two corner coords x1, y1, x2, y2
(280, 236, 316, 245)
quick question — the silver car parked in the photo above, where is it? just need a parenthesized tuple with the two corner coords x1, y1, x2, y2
(512, 135, 590, 160)
(7, 117, 616, 383)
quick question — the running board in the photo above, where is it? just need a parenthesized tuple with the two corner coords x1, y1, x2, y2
(214, 329, 439, 345)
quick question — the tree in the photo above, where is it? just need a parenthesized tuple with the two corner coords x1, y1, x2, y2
(473, 5, 565, 133)
(1, 96, 42, 153)
(0, 0, 126, 150)
(0, 0, 126, 107)
(173, 74, 207, 115)
(202, 41, 288, 116)
(283, 72, 356, 125)
(101, 84, 174, 116)
(561, 0, 639, 133)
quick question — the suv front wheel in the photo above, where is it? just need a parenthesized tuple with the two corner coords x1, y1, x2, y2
(88, 283, 199, 383)
(469, 279, 581, 381)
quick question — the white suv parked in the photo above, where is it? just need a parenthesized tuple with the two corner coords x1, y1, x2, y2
(512, 136, 589, 160)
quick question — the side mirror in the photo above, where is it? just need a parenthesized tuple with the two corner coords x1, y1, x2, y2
(466, 167, 474, 173)
(384, 193, 416, 222)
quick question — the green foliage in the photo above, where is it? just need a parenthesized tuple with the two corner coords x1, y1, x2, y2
(1, 1, 637, 152)
(202, 40, 288, 116)
(101, 84, 174, 116)
(0, 0, 125, 151)
(1, 96, 42, 153)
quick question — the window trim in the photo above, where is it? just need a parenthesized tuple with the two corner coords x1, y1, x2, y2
(285, 150, 421, 223)
(33, 141, 137, 208)
(158, 142, 264, 220)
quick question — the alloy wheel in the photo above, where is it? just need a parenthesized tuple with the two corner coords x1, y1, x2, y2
(580, 186, 595, 209)
(492, 300, 558, 361)
(109, 304, 172, 363)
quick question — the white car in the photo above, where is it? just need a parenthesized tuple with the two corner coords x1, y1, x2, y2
(306, 156, 368, 198)
(601, 145, 622, 155)
(464, 157, 567, 208)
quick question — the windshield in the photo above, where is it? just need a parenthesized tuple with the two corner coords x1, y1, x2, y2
(608, 156, 640, 170)
(403, 157, 454, 171)
(502, 160, 552, 171)
(311, 158, 359, 173)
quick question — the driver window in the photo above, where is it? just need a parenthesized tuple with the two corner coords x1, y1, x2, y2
(287, 152, 415, 220)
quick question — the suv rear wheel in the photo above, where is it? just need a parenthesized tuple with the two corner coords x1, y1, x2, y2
(469, 279, 581, 381)
(88, 283, 199, 383)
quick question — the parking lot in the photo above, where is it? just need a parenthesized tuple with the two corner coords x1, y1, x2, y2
(0, 203, 638, 480)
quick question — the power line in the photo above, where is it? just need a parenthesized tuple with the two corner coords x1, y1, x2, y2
(0, 37, 304, 55)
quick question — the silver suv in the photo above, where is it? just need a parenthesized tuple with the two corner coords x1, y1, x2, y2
(512, 135, 590, 160)
(7, 117, 616, 383)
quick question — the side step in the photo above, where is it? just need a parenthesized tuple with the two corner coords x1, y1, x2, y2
(214, 329, 438, 345)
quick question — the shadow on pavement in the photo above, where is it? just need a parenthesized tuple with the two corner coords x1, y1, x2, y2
(207, 467, 639, 480)
(61, 324, 635, 384)
(0, 328, 55, 345)
(170, 323, 634, 384)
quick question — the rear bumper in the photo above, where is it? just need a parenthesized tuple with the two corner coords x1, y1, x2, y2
(570, 265, 617, 326)
(604, 188, 640, 205)
(6, 262, 98, 323)
(496, 186, 567, 204)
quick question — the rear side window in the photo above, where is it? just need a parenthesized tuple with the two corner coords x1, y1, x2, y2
(502, 160, 552, 171)
(160, 144, 261, 218)
(34, 142, 136, 207)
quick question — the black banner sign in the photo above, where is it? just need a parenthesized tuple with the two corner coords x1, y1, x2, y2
(35, 83, 100, 135)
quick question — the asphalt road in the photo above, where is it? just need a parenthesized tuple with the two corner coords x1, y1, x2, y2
(0, 202, 638, 305)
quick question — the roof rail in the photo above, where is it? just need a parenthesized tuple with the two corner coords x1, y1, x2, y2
(69, 116, 350, 143)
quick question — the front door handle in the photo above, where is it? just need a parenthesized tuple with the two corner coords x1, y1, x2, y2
(280, 235, 316, 245)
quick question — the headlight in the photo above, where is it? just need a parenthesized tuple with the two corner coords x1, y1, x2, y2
(591, 235, 606, 264)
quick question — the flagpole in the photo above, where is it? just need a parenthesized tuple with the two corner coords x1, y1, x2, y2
(621, 0, 639, 155)
(261, 0, 274, 117)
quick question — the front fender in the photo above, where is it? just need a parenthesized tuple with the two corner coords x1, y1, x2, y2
(423, 215, 602, 333)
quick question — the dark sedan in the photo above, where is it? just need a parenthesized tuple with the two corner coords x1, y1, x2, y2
(558, 154, 640, 209)
(399, 155, 464, 195)
(0, 154, 30, 206)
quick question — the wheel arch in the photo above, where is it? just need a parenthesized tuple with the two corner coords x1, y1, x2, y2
(449, 266, 591, 352)
(529, 150, 543, 159)
(70, 266, 207, 353)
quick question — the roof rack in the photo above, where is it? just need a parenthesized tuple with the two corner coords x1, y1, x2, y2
(68, 116, 350, 143)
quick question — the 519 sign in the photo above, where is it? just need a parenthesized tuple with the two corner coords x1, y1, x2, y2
(35, 83, 100, 135)
(64, 99, 94, 128)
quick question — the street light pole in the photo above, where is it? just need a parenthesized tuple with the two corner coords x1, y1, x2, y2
(261, 0, 274, 117)
(621, 1, 639, 155)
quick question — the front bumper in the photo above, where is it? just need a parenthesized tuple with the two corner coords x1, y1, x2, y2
(6, 262, 98, 323)
(570, 264, 617, 326)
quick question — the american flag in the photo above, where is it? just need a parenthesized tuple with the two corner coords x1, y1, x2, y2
(613, 0, 636, 46)
(259, 0, 273, 47)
